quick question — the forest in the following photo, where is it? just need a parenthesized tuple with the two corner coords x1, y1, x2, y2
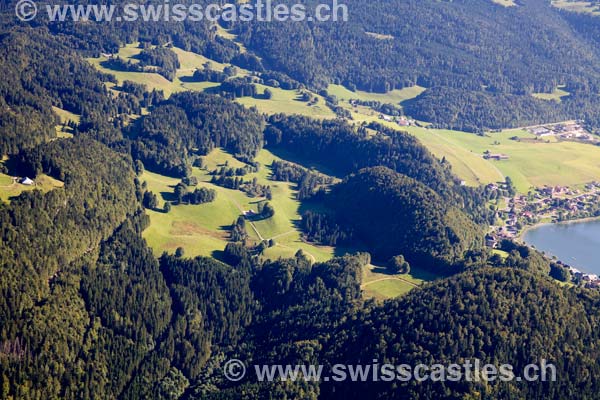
(323, 167, 484, 273)
(2, 1, 600, 399)
(129, 91, 265, 177)
(234, 0, 600, 131)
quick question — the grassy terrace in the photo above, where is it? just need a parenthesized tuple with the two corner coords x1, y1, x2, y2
(52, 106, 79, 138)
(361, 264, 439, 300)
(532, 85, 571, 102)
(551, 0, 600, 15)
(86, 43, 224, 96)
(237, 83, 335, 119)
(327, 84, 426, 104)
(0, 157, 64, 202)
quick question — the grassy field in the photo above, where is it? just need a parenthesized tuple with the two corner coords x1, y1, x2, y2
(551, 0, 600, 14)
(213, 24, 249, 53)
(87, 43, 225, 96)
(403, 126, 600, 192)
(532, 86, 571, 102)
(492, 0, 517, 6)
(0, 158, 64, 203)
(361, 264, 438, 300)
(142, 149, 337, 261)
(327, 84, 426, 104)
(335, 93, 600, 193)
(87, 43, 336, 118)
(52, 106, 79, 138)
(365, 32, 395, 40)
(236, 84, 336, 119)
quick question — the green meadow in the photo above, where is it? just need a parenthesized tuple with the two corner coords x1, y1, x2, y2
(551, 0, 600, 15)
(52, 106, 79, 138)
(327, 84, 426, 104)
(0, 163, 64, 203)
(87, 43, 336, 119)
(403, 126, 600, 193)
(491, 0, 517, 6)
(237, 84, 336, 119)
(142, 149, 337, 262)
(532, 85, 571, 102)
(87, 44, 222, 96)
(361, 264, 438, 300)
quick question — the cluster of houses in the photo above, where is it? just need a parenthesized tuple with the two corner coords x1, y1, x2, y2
(378, 114, 415, 127)
(570, 267, 600, 288)
(486, 181, 600, 287)
(527, 121, 596, 142)
(486, 182, 600, 249)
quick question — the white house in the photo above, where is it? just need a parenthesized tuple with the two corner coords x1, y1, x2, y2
(20, 177, 34, 186)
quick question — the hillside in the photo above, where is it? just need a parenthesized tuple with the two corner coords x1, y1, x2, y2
(321, 268, 600, 399)
(236, 0, 600, 131)
(326, 167, 484, 272)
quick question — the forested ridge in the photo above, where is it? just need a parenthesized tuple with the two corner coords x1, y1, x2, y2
(2, 2, 600, 399)
(325, 167, 484, 273)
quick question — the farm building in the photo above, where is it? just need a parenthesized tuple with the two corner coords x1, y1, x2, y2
(484, 153, 510, 161)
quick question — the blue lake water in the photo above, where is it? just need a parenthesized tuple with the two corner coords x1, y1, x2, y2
(523, 219, 600, 274)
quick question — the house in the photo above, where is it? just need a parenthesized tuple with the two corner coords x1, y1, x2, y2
(20, 177, 34, 186)
(397, 117, 410, 127)
(485, 235, 499, 249)
(530, 127, 553, 137)
(484, 153, 510, 161)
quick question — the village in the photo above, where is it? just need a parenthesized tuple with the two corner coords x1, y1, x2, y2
(486, 180, 600, 286)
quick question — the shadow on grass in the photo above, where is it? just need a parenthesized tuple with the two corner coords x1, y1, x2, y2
(179, 75, 200, 83)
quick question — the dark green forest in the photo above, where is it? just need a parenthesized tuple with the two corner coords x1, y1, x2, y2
(1, 0, 600, 399)
(325, 167, 484, 273)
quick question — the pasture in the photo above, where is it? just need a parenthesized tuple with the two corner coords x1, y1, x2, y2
(532, 85, 571, 102)
(404, 126, 600, 193)
(551, 0, 600, 15)
(236, 84, 336, 119)
(142, 149, 337, 262)
(0, 164, 64, 203)
(87, 43, 336, 118)
(52, 106, 79, 138)
(327, 84, 426, 104)
(361, 264, 438, 300)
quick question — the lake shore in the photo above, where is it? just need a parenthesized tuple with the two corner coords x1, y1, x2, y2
(517, 215, 600, 243)
(519, 215, 600, 276)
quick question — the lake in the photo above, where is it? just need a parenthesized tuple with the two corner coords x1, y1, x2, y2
(523, 219, 600, 274)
